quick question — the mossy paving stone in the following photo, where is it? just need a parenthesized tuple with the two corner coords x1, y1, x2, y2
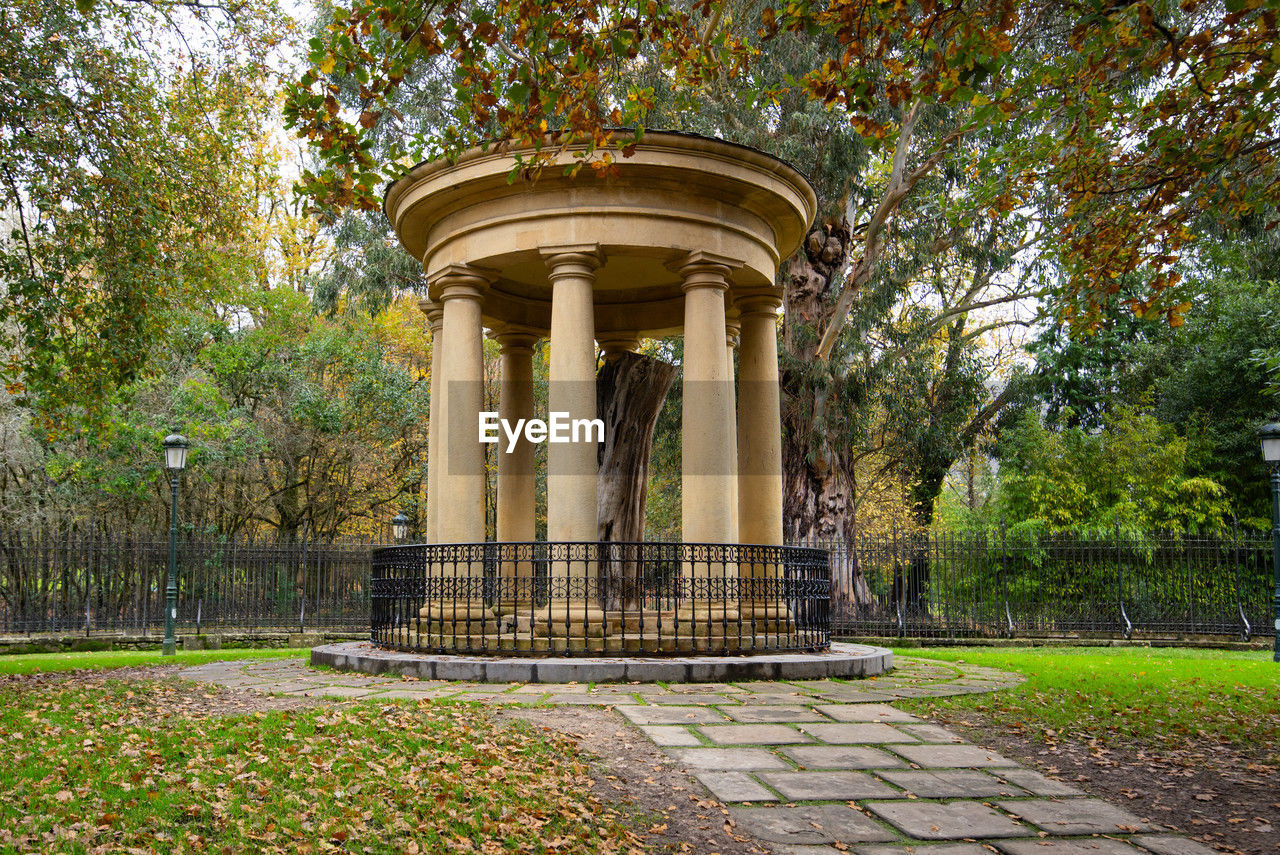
(1129, 835, 1220, 855)
(669, 747, 792, 771)
(864, 800, 1035, 840)
(798, 722, 921, 744)
(700, 723, 815, 745)
(757, 770, 903, 801)
(723, 704, 833, 723)
(889, 743, 1019, 768)
(637, 725, 703, 746)
(813, 703, 920, 722)
(993, 839, 1151, 855)
(854, 843, 993, 855)
(895, 723, 967, 744)
(616, 704, 728, 725)
(875, 769, 1026, 798)
(781, 744, 907, 769)
(693, 771, 779, 803)
(727, 804, 898, 845)
(994, 799, 1159, 835)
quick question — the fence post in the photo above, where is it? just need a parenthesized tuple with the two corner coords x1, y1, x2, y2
(1116, 517, 1132, 639)
(1232, 516, 1251, 641)
(999, 519, 1014, 638)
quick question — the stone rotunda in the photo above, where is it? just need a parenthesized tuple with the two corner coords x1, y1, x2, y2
(372, 131, 828, 655)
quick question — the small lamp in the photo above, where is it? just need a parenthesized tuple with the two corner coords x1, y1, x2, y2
(164, 434, 189, 472)
(1260, 423, 1280, 468)
(392, 511, 410, 542)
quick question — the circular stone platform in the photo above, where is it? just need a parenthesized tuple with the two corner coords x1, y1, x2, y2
(311, 641, 891, 684)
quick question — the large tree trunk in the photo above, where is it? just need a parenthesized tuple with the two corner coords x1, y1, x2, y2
(780, 222, 874, 614)
(596, 351, 678, 610)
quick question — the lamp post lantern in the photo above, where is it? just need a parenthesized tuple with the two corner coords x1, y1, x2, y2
(1259, 422, 1280, 662)
(162, 434, 189, 656)
(392, 511, 410, 543)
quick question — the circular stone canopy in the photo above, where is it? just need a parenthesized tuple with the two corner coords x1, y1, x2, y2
(384, 132, 818, 337)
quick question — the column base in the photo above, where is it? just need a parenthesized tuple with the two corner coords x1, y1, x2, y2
(532, 602, 607, 638)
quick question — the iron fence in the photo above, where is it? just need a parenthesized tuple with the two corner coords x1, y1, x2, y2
(0, 528, 376, 635)
(370, 541, 831, 655)
(823, 527, 1274, 640)
(2, 526, 1274, 641)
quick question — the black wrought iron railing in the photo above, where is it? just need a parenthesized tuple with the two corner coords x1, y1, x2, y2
(370, 541, 832, 655)
(821, 528, 1273, 640)
(2, 526, 1273, 642)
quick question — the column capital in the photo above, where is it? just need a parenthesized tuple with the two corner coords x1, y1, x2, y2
(735, 293, 783, 318)
(670, 250, 742, 293)
(489, 324, 542, 353)
(428, 264, 495, 303)
(541, 244, 604, 278)
(418, 299, 444, 330)
(725, 317, 741, 349)
(598, 331, 641, 359)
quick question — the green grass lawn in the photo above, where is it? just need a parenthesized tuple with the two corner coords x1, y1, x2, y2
(894, 645, 1280, 751)
(0, 678, 642, 853)
(0, 647, 310, 676)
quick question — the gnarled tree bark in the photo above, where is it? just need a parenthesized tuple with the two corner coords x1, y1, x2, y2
(596, 351, 678, 609)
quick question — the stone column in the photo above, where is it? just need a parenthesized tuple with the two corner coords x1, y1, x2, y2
(541, 246, 605, 634)
(598, 332, 640, 361)
(421, 265, 491, 629)
(676, 252, 740, 633)
(736, 296, 784, 545)
(736, 295, 786, 625)
(678, 253, 736, 545)
(421, 300, 444, 543)
(725, 317, 741, 545)
(494, 326, 539, 615)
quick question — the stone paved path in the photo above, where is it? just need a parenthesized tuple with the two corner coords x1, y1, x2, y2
(177, 656, 1216, 855)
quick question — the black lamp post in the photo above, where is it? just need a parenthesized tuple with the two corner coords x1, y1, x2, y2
(392, 511, 410, 543)
(162, 434, 189, 656)
(1259, 422, 1280, 663)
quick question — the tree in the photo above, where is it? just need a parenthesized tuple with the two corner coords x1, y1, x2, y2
(288, 1, 1279, 324)
(996, 403, 1230, 532)
(0, 0, 286, 427)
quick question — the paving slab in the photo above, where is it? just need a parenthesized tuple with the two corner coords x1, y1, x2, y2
(616, 705, 728, 726)
(814, 704, 919, 723)
(798, 722, 920, 744)
(856, 844, 992, 855)
(367, 689, 448, 700)
(729, 693, 820, 705)
(894, 724, 967, 744)
(993, 840, 1150, 855)
(727, 805, 898, 845)
(694, 771, 779, 803)
(646, 693, 740, 705)
(723, 705, 832, 723)
(995, 799, 1157, 835)
(700, 724, 812, 746)
(668, 682, 745, 694)
(1130, 835, 1220, 855)
(889, 744, 1018, 768)
(865, 801, 1034, 840)
(637, 725, 703, 747)
(814, 691, 898, 703)
(991, 769, 1085, 797)
(668, 747, 792, 772)
(876, 769, 1026, 799)
(781, 745, 907, 770)
(536, 694, 621, 705)
(290, 685, 378, 698)
(590, 684, 668, 695)
(758, 770, 902, 801)
(768, 846, 845, 855)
